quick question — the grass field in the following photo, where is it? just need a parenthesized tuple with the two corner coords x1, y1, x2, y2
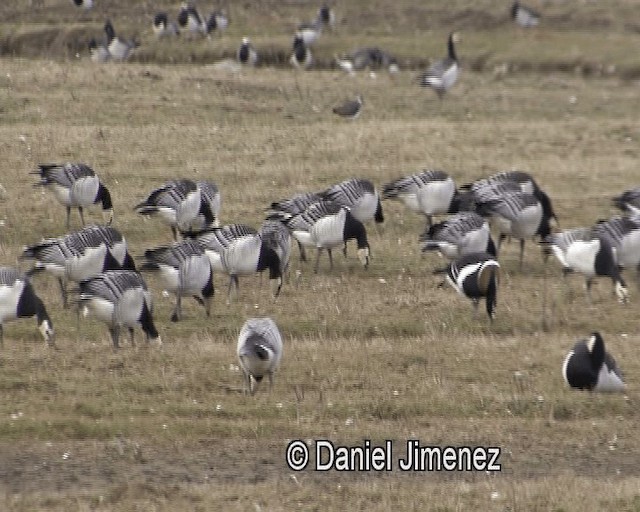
(1, 0, 640, 510)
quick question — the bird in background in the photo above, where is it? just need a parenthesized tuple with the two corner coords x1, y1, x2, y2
(419, 32, 460, 99)
(511, 1, 540, 28)
(332, 94, 363, 120)
(88, 38, 110, 63)
(153, 12, 180, 38)
(237, 317, 284, 395)
(73, 0, 93, 10)
(238, 37, 258, 66)
(104, 19, 139, 61)
(290, 31, 313, 69)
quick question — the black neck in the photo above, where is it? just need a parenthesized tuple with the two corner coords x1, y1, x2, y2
(374, 198, 384, 223)
(343, 213, 369, 249)
(140, 301, 159, 339)
(97, 184, 113, 210)
(103, 251, 122, 271)
(448, 33, 457, 61)
(257, 245, 282, 280)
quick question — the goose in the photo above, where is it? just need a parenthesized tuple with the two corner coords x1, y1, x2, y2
(442, 252, 500, 321)
(205, 10, 229, 35)
(612, 187, 640, 216)
(592, 215, 640, 276)
(238, 37, 258, 66)
(382, 169, 463, 227)
(332, 95, 363, 120)
(184, 181, 221, 233)
(88, 38, 110, 63)
(73, 0, 93, 9)
(237, 317, 283, 395)
(296, 19, 322, 46)
(318, 4, 336, 31)
(421, 212, 497, 261)
(283, 200, 370, 273)
(21, 225, 135, 308)
(104, 20, 138, 61)
(79, 270, 161, 349)
(190, 223, 258, 273)
(543, 227, 628, 304)
(135, 179, 213, 240)
(33, 162, 114, 229)
(511, 1, 540, 28)
(335, 47, 399, 74)
(320, 178, 384, 225)
(0, 267, 54, 346)
(153, 12, 180, 37)
(562, 332, 625, 392)
(177, 2, 207, 36)
(259, 220, 292, 277)
(476, 192, 553, 267)
(140, 239, 214, 322)
(419, 32, 460, 99)
(290, 32, 313, 69)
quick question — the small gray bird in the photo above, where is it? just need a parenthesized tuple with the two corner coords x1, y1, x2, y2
(237, 317, 283, 395)
(332, 94, 363, 120)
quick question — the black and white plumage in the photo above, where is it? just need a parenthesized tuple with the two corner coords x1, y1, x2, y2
(153, 12, 180, 38)
(34, 163, 114, 229)
(320, 178, 384, 225)
(296, 19, 322, 46)
(592, 215, 640, 274)
(613, 187, 640, 215)
(190, 223, 258, 273)
(237, 317, 283, 395)
(238, 37, 258, 66)
(135, 179, 214, 240)
(88, 38, 110, 63)
(335, 47, 399, 75)
(0, 267, 54, 346)
(141, 239, 214, 322)
(104, 20, 138, 61)
(177, 2, 207, 36)
(543, 228, 628, 304)
(185, 181, 221, 233)
(332, 95, 363, 120)
(205, 10, 229, 35)
(79, 270, 161, 349)
(443, 252, 500, 321)
(259, 221, 292, 277)
(562, 333, 625, 393)
(419, 32, 460, 99)
(318, 4, 336, 31)
(21, 225, 135, 308)
(290, 32, 313, 69)
(511, 1, 540, 28)
(283, 200, 370, 273)
(421, 212, 497, 261)
(73, 0, 93, 9)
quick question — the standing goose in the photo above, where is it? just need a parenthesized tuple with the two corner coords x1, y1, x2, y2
(177, 2, 207, 36)
(153, 12, 180, 37)
(259, 220, 292, 277)
(318, 4, 336, 31)
(320, 178, 384, 225)
(419, 32, 460, 99)
(511, 1, 540, 28)
(141, 239, 214, 322)
(21, 225, 135, 308)
(237, 317, 283, 395)
(543, 228, 628, 304)
(79, 270, 161, 349)
(34, 163, 113, 229)
(104, 20, 138, 61)
(0, 267, 54, 346)
(421, 212, 497, 261)
(238, 37, 258, 66)
(205, 10, 229, 35)
(613, 187, 640, 215)
(290, 32, 313, 69)
(283, 200, 370, 273)
(442, 252, 500, 321)
(332, 95, 363, 120)
(562, 332, 625, 392)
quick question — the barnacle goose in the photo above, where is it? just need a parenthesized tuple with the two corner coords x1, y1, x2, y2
(141, 239, 214, 322)
(562, 332, 625, 392)
(135, 179, 214, 240)
(153, 12, 180, 38)
(0, 267, 54, 346)
(333, 95, 363, 120)
(282, 200, 370, 273)
(237, 317, 283, 395)
(259, 221, 292, 277)
(592, 215, 640, 277)
(238, 37, 258, 66)
(335, 47, 399, 75)
(104, 20, 138, 61)
(511, 1, 540, 28)
(543, 227, 628, 304)
(34, 163, 113, 229)
(73, 0, 93, 9)
(442, 252, 500, 321)
(421, 212, 497, 261)
(184, 181, 221, 233)
(419, 32, 460, 99)
(205, 10, 229, 35)
(177, 2, 207, 36)
(613, 187, 640, 215)
(296, 18, 322, 46)
(320, 178, 384, 225)
(79, 270, 161, 349)
(290, 32, 313, 69)
(88, 38, 110, 63)
(318, 4, 336, 31)
(21, 225, 135, 308)
(190, 223, 258, 273)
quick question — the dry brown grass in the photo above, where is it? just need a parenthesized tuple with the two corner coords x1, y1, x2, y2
(1, 1, 640, 510)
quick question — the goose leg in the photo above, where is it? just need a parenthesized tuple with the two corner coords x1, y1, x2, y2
(519, 239, 526, 269)
(585, 277, 594, 305)
(58, 278, 68, 308)
(227, 275, 239, 303)
(328, 248, 334, 270)
(66, 207, 71, 229)
(472, 300, 479, 319)
(0, 325, 3, 348)
(170, 296, 182, 322)
(297, 240, 307, 262)
(314, 248, 323, 273)
(497, 234, 507, 256)
(268, 372, 274, 393)
(109, 326, 120, 349)
(78, 206, 86, 226)
(171, 225, 178, 241)
(129, 328, 135, 346)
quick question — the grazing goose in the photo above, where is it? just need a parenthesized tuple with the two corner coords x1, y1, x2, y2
(332, 94, 363, 120)
(73, 0, 93, 9)
(79, 270, 161, 349)
(34, 163, 113, 229)
(419, 32, 460, 99)
(421, 212, 497, 261)
(283, 200, 370, 273)
(442, 252, 500, 321)
(183, 181, 221, 233)
(21, 225, 135, 308)
(511, 1, 540, 28)
(543, 228, 628, 304)
(190, 223, 258, 273)
(320, 178, 384, 225)
(259, 220, 292, 277)
(613, 187, 640, 216)
(206, 10, 229, 35)
(592, 215, 640, 276)
(141, 239, 214, 322)
(177, 2, 207, 36)
(153, 12, 180, 37)
(476, 192, 552, 267)
(563, 332, 625, 392)
(104, 20, 138, 61)
(88, 38, 110, 63)
(135, 179, 214, 240)
(237, 317, 283, 395)
(0, 267, 54, 346)
(335, 47, 399, 75)
(238, 37, 258, 66)
(382, 169, 465, 227)
(297, 18, 322, 46)
(290, 32, 313, 69)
